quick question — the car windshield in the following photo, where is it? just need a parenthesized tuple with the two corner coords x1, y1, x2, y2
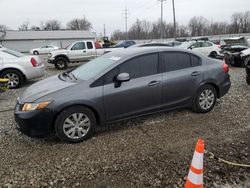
(178, 41, 194, 49)
(71, 57, 116, 80)
(2, 49, 25, 57)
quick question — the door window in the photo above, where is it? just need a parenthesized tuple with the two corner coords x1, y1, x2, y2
(202, 42, 213, 47)
(161, 52, 192, 72)
(119, 53, 158, 79)
(190, 54, 201, 67)
(87, 42, 93, 49)
(71, 42, 86, 50)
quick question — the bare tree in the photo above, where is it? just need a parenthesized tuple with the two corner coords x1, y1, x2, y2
(188, 16, 209, 36)
(44, 20, 61, 30)
(111, 29, 125, 40)
(19, 21, 29, 31)
(0, 24, 7, 32)
(67, 17, 92, 30)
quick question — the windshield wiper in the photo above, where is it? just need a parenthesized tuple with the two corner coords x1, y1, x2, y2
(62, 72, 77, 81)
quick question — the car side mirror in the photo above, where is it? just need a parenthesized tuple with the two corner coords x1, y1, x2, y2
(116, 73, 130, 82)
(189, 45, 195, 50)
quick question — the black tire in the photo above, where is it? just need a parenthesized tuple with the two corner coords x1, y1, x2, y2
(54, 57, 68, 70)
(246, 75, 250, 85)
(33, 51, 39, 55)
(0, 69, 24, 89)
(193, 84, 217, 113)
(55, 106, 96, 143)
(209, 51, 217, 58)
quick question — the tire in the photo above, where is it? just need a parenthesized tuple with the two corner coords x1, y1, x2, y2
(193, 84, 217, 113)
(54, 57, 68, 70)
(55, 106, 96, 143)
(0, 69, 24, 89)
(246, 75, 250, 85)
(33, 51, 39, 55)
(209, 51, 217, 58)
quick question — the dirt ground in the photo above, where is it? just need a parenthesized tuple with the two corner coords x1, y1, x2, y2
(0, 60, 249, 188)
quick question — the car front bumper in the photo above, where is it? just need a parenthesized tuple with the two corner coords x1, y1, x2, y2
(14, 103, 55, 138)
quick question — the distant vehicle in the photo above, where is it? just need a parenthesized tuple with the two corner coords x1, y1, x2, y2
(166, 41, 182, 47)
(177, 40, 222, 58)
(0, 47, 45, 88)
(112, 40, 136, 48)
(240, 48, 250, 85)
(15, 47, 230, 143)
(30, 45, 59, 55)
(48, 40, 117, 70)
(128, 42, 171, 48)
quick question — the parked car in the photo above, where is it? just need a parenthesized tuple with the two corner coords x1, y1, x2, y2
(128, 42, 171, 48)
(0, 47, 45, 88)
(15, 47, 231, 143)
(177, 40, 222, 58)
(220, 37, 249, 67)
(48, 40, 116, 70)
(30, 45, 59, 55)
(111, 40, 136, 48)
(240, 48, 250, 85)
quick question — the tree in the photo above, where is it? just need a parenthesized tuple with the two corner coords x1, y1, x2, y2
(111, 29, 125, 40)
(19, 21, 29, 31)
(0, 25, 7, 32)
(188, 16, 209, 36)
(44, 20, 61, 30)
(67, 17, 92, 30)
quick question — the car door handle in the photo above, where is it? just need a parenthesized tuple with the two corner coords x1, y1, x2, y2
(83, 50, 86, 53)
(148, 80, 161, 86)
(191, 71, 201, 76)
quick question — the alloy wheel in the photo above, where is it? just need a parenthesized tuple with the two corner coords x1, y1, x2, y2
(4, 73, 19, 88)
(198, 89, 215, 110)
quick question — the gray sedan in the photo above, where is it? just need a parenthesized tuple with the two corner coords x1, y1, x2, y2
(15, 47, 231, 143)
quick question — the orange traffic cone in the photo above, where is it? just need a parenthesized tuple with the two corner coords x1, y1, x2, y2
(185, 139, 204, 188)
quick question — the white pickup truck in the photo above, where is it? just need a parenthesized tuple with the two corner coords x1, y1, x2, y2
(48, 40, 113, 70)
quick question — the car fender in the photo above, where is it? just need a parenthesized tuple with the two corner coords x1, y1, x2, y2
(0, 64, 27, 78)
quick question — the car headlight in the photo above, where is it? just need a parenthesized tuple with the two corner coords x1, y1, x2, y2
(22, 101, 52, 111)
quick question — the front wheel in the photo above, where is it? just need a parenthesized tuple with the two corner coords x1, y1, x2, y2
(193, 85, 217, 113)
(55, 106, 96, 143)
(54, 57, 68, 70)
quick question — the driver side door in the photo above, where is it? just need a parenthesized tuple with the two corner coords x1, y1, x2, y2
(68, 42, 86, 61)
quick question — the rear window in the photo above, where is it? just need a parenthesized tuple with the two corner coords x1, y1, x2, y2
(2, 49, 25, 58)
(190, 54, 201, 67)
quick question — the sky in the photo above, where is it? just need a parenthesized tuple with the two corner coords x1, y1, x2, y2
(0, 0, 250, 36)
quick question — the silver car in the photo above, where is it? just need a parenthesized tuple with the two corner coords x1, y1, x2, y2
(0, 47, 45, 88)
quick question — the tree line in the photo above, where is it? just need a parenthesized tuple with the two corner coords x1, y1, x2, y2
(0, 17, 92, 32)
(111, 11, 250, 40)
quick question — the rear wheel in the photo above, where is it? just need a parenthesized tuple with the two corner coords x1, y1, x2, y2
(54, 57, 68, 70)
(33, 51, 39, 55)
(0, 69, 24, 89)
(55, 106, 96, 143)
(193, 85, 217, 113)
(209, 51, 217, 58)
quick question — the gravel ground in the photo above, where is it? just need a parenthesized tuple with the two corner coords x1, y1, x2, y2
(0, 59, 249, 188)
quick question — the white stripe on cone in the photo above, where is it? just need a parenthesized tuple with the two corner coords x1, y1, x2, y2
(187, 170, 203, 185)
(191, 151, 203, 170)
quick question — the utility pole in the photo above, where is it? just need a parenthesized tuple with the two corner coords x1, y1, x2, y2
(158, 0, 166, 39)
(123, 7, 129, 40)
(172, 0, 176, 39)
(103, 24, 106, 37)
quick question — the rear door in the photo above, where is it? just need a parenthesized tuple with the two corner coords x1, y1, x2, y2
(103, 53, 162, 121)
(85, 41, 96, 59)
(160, 52, 202, 108)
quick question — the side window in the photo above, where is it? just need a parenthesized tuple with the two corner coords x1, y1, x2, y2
(71, 42, 86, 50)
(104, 67, 119, 85)
(192, 42, 201, 48)
(190, 54, 201, 67)
(119, 53, 158, 79)
(161, 52, 191, 72)
(202, 42, 212, 47)
(87, 42, 93, 49)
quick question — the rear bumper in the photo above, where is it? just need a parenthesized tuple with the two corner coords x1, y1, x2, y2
(26, 64, 45, 80)
(218, 81, 231, 98)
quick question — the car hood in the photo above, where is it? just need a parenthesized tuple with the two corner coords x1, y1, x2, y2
(20, 75, 76, 103)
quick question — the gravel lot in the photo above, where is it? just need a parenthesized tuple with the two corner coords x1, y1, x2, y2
(0, 59, 249, 188)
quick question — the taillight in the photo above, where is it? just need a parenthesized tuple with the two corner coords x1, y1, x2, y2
(222, 63, 229, 73)
(217, 44, 221, 48)
(31, 57, 38, 67)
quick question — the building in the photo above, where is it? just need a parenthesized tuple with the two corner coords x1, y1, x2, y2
(0, 30, 96, 52)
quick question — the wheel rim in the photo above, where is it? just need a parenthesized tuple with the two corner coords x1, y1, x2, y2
(57, 60, 65, 68)
(4, 73, 19, 88)
(63, 113, 90, 139)
(199, 89, 215, 110)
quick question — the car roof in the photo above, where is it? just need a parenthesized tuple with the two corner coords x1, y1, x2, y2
(103, 47, 201, 61)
